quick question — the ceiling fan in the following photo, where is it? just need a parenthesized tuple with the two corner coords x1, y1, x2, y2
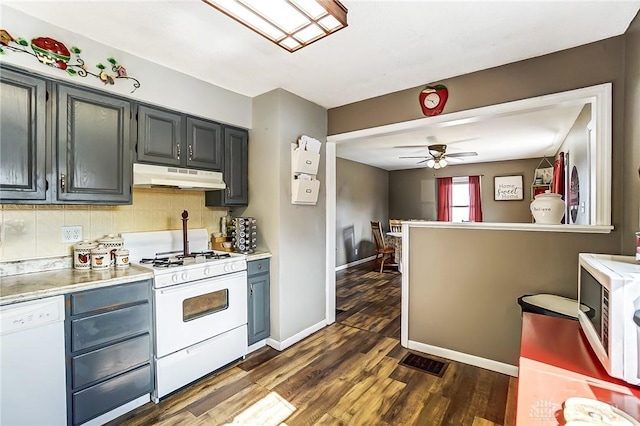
(397, 143, 478, 169)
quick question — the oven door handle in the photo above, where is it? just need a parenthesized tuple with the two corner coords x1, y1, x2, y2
(157, 271, 246, 295)
(158, 277, 230, 295)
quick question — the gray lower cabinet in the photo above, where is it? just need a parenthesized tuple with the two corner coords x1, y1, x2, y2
(0, 67, 48, 202)
(56, 84, 132, 204)
(65, 280, 153, 425)
(135, 104, 223, 171)
(205, 126, 248, 206)
(247, 258, 270, 345)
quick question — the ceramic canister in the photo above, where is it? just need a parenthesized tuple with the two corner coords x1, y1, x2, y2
(530, 191, 565, 224)
(74, 240, 97, 270)
(90, 244, 110, 270)
(115, 248, 130, 269)
(98, 234, 123, 268)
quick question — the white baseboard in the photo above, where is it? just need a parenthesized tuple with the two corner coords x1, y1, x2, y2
(247, 339, 266, 354)
(81, 394, 150, 425)
(407, 340, 519, 377)
(335, 255, 376, 271)
(266, 319, 327, 351)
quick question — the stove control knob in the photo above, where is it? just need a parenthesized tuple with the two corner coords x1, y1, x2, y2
(171, 274, 179, 283)
(231, 262, 239, 271)
(223, 264, 231, 273)
(204, 267, 211, 276)
(181, 272, 188, 281)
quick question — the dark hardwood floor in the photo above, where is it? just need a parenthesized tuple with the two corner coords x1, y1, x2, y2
(109, 262, 517, 426)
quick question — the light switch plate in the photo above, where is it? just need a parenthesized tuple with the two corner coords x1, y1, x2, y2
(62, 226, 82, 243)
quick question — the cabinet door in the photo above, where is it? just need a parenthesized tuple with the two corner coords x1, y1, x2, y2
(185, 117, 223, 170)
(205, 126, 248, 206)
(136, 105, 183, 167)
(248, 272, 270, 345)
(56, 85, 131, 204)
(0, 69, 48, 202)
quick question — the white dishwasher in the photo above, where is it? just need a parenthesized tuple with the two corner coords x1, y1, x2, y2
(0, 295, 67, 426)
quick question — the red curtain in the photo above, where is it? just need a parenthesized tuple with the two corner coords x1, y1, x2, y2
(437, 177, 453, 221)
(552, 152, 565, 197)
(468, 175, 483, 222)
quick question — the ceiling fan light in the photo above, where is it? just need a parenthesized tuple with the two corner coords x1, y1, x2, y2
(440, 158, 448, 167)
(433, 162, 441, 170)
(426, 159, 436, 168)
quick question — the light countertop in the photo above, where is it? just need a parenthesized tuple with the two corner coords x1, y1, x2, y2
(0, 265, 154, 306)
(245, 251, 272, 261)
(1, 251, 271, 306)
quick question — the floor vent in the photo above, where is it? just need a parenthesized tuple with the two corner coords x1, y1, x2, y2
(399, 353, 448, 377)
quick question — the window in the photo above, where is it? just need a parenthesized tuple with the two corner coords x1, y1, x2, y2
(451, 177, 470, 222)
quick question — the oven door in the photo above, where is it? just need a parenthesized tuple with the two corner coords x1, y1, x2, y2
(154, 271, 247, 358)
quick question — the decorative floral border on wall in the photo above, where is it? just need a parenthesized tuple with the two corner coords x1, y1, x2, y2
(0, 29, 141, 93)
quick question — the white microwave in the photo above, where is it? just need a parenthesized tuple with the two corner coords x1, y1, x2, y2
(577, 253, 640, 385)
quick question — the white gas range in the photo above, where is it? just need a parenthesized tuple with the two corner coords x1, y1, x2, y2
(121, 228, 248, 403)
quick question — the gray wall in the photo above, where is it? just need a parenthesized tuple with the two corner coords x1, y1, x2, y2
(1, 6, 252, 129)
(329, 30, 636, 365)
(389, 158, 544, 223)
(623, 13, 640, 252)
(336, 158, 389, 266)
(248, 89, 327, 345)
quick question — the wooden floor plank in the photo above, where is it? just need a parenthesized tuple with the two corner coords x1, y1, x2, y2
(110, 261, 516, 426)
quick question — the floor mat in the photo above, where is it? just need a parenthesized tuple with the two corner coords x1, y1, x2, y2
(399, 353, 448, 377)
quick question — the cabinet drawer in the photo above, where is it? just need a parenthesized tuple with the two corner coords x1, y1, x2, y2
(72, 333, 150, 389)
(72, 364, 151, 425)
(247, 259, 270, 276)
(71, 280, 150, 315)
(72, 303, 150, 352)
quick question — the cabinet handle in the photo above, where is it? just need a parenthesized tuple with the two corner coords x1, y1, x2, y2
(60, 174, 66, 192)
(188, 145, 193, 160)
(227, 187, 231, 196)
(250, 283, 253, 296)
(257, 264, 262, 270)
(176, 144, 181, 160)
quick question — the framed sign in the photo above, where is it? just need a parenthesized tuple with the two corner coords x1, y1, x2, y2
(494, 175, 524, 201)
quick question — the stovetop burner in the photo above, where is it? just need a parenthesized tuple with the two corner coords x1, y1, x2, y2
(139, 251, 233, 268)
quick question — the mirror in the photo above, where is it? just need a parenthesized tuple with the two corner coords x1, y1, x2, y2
(330, 83, 612, 227)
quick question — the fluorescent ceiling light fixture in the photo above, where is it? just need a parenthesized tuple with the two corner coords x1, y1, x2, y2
(203, 0, 348, 52)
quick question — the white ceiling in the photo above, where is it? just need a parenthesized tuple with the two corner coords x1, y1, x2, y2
(336, 103, 586, 170)
(6, 0, 639, 170)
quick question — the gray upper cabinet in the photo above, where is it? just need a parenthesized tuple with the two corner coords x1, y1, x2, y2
(136, 105, 183, 167)
(205, 126, 248, 206)
(56, 84, 132, 204)
(186, 117, 223, 170)
(0, 68, 48, 202)
(135, 104, 223, 171)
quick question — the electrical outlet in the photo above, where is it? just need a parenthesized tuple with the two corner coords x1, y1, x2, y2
(62, 226, 82, 243)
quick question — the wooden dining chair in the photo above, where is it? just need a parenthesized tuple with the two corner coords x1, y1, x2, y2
(389, 219, 402, 233)
(371, 221, 396, 273)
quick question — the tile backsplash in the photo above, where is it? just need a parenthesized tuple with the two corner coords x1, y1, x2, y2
(0, 188, 230, 261)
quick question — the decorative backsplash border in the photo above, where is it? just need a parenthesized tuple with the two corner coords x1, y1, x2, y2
(0, 256, 72, 277)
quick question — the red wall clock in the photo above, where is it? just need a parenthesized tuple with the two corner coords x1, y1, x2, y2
(419, 85, 448, 116)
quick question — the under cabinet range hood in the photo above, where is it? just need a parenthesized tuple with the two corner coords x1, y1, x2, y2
(133, 163, 226, 190)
